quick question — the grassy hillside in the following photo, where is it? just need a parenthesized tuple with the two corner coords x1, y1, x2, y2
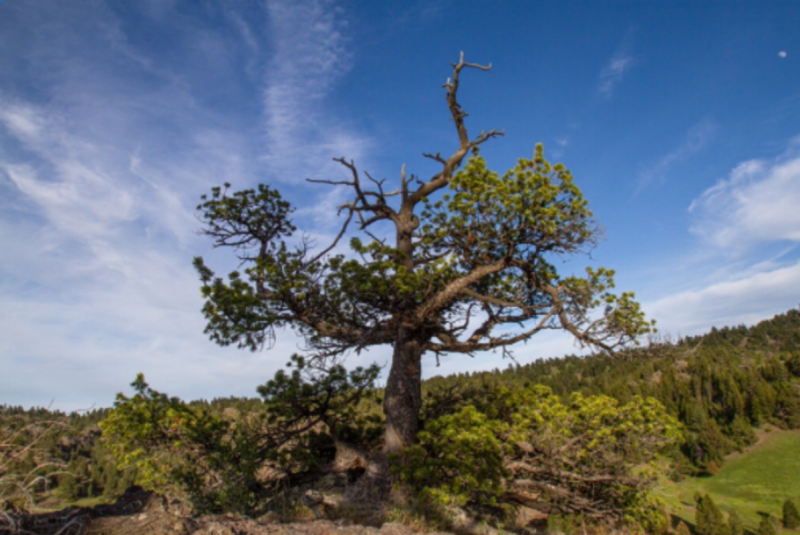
(657, 428, 800, 531)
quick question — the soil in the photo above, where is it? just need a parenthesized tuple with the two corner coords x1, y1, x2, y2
(1, 487, 453, 535)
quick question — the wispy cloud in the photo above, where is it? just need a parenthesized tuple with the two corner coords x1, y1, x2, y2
(638, 119, 717, 192)
(598, 31, 636, 98)
(689, 138, 800, 251)
(0, 1, 359, 410)
(646, 260, 800, 336)
(262, 0, 371, 182)
(639, 138, 800, 337)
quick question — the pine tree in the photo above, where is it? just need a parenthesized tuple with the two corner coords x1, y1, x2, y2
(758, 515, 777, 535)
(676, 521, 692, 535)
(696, 494, 728, 535)
(784, 498, 800, 529)
(193, 54, 653, 453)
(728, 509, 744, 535)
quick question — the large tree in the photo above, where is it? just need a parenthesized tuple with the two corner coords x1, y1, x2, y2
(194, 54, 653, 453)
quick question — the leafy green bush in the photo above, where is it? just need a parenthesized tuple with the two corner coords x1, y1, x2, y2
(100, 374, 263, 513)
(398, 405, 506, 507)
(402, 384, 680, 530)
(101, 360, 380, 515)
(695, 494, 726, 535)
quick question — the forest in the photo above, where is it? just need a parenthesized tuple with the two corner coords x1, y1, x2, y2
(3, 308, 800, 534)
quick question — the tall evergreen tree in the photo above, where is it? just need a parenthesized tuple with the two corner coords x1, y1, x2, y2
(695, 494, 728, 535)
(728, 510, 744, 535)
(758, 515, 777, 535)
(784, 498, 800, 529)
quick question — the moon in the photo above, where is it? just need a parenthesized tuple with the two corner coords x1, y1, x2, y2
(779, 51, 787, 58)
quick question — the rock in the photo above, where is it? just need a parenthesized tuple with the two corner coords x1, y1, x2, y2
(256, 511, 281, 525)
(379, 522, 413, 535)
(515, 505, 548, 528)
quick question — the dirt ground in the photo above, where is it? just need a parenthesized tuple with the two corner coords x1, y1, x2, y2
(1, 487, 454, 535)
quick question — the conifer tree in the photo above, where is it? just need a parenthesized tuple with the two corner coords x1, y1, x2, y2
(728, 509, 744, 535)
(676, 520, 692, 535)
(758, 515, 777, 535)
(784, 498, 800, 529)
(695, 494, 727, 535)
(194, 54, 653, 453)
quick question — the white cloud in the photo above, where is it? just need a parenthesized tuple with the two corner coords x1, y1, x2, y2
(689, 140, 800, 250)
(638, 119, 716, 191)
(598, 31, 636, 98)
(262, 0, 372, 181)
(646, 260, 800, 336)
(0, 1, 365, 411)
(598, 56, 633, 96)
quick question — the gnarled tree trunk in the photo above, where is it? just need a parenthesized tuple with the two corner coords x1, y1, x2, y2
(383, 327, 424, 453)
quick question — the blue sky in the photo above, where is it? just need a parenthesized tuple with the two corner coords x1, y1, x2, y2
(1, 1, 799, 411)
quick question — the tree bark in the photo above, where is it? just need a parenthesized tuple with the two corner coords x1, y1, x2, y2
(383, 326, 424, 453)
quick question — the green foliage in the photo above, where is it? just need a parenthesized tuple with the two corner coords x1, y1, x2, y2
(676, 520, 692, 535)
(0, 416, 68, 512)
(424, 308, 800, 474)
(695, 494, 728, 535)
(258, 354, 382, 450)
(398, 406, 506, 507)
(403, 383, 679, 528)
(758, 515, 778, 535)
(728, 509, 745, 535)
(100, 364, 380, 515)
(784, 498, 800, 529)
(100, 374, 263, 514)
(622, 492, 670, 535)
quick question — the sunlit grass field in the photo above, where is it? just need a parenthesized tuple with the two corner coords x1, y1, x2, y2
(656, 428, 800, 532)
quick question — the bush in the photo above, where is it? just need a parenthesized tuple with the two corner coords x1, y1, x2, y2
(398, 405, 506, 507)
(100, 374, 266, 514)
(101, 362, 380, 516)
(728, 509, 745, 535)
(402, 384, 680, 530)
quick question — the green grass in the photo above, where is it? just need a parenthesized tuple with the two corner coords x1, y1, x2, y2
(31, 492, 112, 513)
(656, 428, 800, 532)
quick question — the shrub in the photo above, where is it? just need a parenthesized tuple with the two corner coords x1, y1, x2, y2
(398, 405, 506, 507)
(402, 384, 680, 530)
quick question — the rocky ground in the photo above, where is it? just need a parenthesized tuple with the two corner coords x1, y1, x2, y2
(1, 487, 461, 535)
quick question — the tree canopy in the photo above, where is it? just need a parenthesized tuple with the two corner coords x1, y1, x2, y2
(194, 54, 653, 452)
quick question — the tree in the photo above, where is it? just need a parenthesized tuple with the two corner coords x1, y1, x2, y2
(758, 515, 777, 535)
(194, 54, 653, 453)
(695, 494, 728, 535)
(728, 509, 745, 535)
(784, 498, 800, 529)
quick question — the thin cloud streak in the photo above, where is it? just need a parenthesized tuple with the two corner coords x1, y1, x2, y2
(646, 260, 800, 337)
(637, 119, 716, 192)
(598, 31, 636, 98)
(262, 0, 371, 182)
(0, 2, 310, 410)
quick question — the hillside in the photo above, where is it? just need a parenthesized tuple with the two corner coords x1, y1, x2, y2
(426, 308, 800, 474)
(3, 309, 800, 533)
(656, 427, 800, 531)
